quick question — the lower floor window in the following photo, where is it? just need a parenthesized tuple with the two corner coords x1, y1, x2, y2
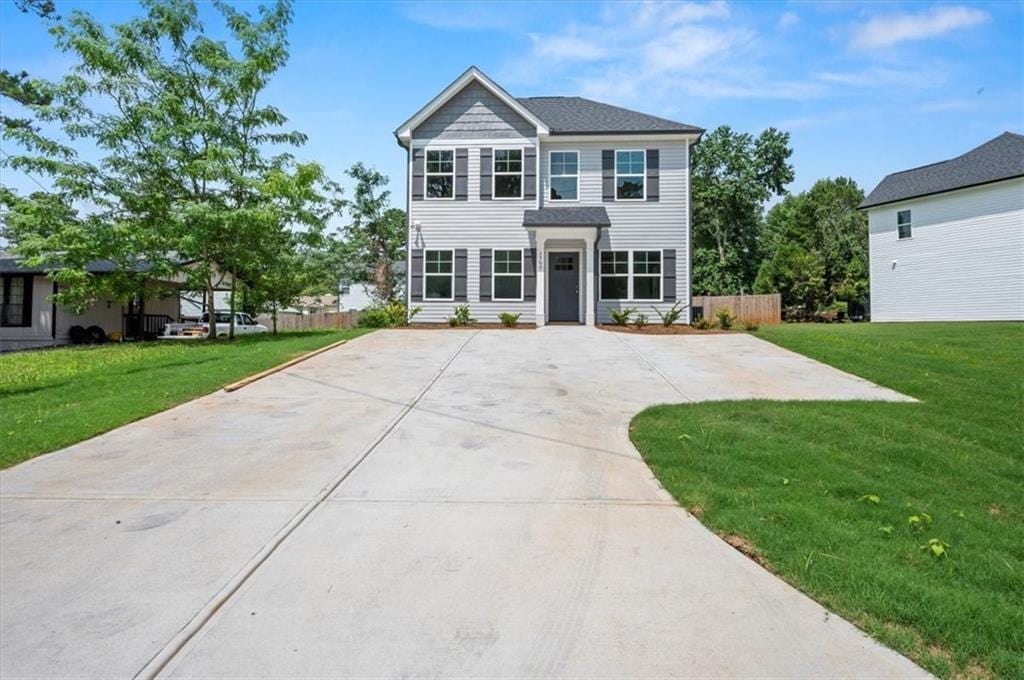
(599, 250, 662, 300)
(493, 249, 523, 300)
(1, 275, 31, 327)
(424, 250, 454, 299)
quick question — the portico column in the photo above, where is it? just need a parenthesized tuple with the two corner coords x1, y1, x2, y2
(535, 235, 547, 326)
(583, 234, 596, 326)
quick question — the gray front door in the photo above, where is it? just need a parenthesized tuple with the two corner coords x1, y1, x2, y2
(548, 252, 579, 322)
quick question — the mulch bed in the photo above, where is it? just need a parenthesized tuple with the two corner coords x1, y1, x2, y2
(597, 323, 732, 335)
(396, 323, 537, 330)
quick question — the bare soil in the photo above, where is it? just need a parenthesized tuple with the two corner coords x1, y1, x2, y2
(597, 323, 732, 335)
(398, 323, 536, 330)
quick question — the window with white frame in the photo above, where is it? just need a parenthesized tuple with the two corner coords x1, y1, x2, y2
(615, 150, 645, 200)
(897, 210, 912, 239)
(493, 249, 523, 300)
(424, 249, 454, 299)
(425, 150, 454, 199)
(632, 251, 661, 300)
(494, 149, 523, 198)
(600, 251, 629, 300)
(549, 151, 578, 201)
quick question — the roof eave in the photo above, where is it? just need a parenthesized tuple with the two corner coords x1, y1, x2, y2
(858, 173, 1024, 210)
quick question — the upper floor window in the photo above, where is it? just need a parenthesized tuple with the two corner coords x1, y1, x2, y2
(549, 151, 578, 201)
(493, 249, 523, 300)
(897, 210, 912, 239)
(615, 150, 645, 200)
(425, 150, 454, 199)
(424, 249, 454, 299)
(494, 149, 523, 199)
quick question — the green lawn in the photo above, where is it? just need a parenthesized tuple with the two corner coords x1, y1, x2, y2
(630, 322, 1023, 679)
(1, 329, 371, 469)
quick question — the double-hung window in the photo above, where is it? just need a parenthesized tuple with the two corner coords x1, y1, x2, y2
(615, 150, 645, 200)
(1, 275, 31, 327)
(425, 150, 454, 199)
(493, 249, 523, 300)
(424, 249, 454, 300)
(897, 210, 912, 239)
(494, 149, 523, 198)
(599, 251, 662, 300)
(600, 251, 629, 300)
(632, 251, 661, 300)
(549, 151, 578, 201)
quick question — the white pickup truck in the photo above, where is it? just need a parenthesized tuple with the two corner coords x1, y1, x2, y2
(162, 312, 268, 339)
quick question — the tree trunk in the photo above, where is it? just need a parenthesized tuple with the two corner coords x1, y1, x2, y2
(272, 301, 278, 334)
(207, 279, 217, 340)
(228, 273, 236, 340)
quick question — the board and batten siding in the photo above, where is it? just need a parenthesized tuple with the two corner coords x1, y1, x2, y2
(412, 81, 534, 141)
(868, 177, 1024, 321)
(540, 139, 691, 323)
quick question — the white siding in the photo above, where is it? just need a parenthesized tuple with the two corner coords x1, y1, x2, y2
(868, 178, 1024, 321)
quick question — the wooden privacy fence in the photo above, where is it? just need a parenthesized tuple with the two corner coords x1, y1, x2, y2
(256, 310, 361, 331)
(692, 294, 781, 325)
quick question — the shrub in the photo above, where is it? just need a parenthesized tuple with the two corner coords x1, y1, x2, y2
(715, 307, 735, 330)
(609, 307, 636, 326)
(693, 317, 714, 330)
(358, 302, 411, 328)
(498, 312, 520, 328)
(742, 320, 760, 332)
(634, 313, 649, 329)
(447, 304, 474, 327)
(653, 301, 687, 326)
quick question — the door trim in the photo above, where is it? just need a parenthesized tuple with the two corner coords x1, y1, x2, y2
(545, 248, 584, 324)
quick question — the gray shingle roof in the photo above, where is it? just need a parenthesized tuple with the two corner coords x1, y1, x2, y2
(523, 206, 611, 228)
(517, 96, 703, 136)
(0, 253, 165, 275)
(861, 132, 1024, 209)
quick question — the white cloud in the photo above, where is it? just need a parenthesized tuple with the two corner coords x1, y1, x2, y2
(777, 11, 799, 31)
(850, 5, 989, 50)
(644, 25, 752, 73)
(528, 33, 609, 63)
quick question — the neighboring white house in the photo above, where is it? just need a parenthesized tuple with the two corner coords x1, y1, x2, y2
(338, 282, 373, 311)
(394, 66, 703, 325)
(861, 132, 1024, 322)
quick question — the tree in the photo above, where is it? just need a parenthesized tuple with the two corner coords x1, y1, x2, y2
(336, 163, 406, 304)
(691, 125, 794, 294)
(1, 0, 340, 339)
(755, 177, 868, 313)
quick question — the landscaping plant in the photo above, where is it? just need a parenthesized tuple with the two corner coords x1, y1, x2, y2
(609, 307, 636, 326)
(447, 304, 474, 327)
(499, 312, 521, 328)
(653, 301, 687, 326)
(634, 313, 649, 329)
(358, 302, 415, 328)
(715, 307, 735, 329)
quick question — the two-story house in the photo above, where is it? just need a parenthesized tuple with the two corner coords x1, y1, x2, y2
(394, 66, 703, 326)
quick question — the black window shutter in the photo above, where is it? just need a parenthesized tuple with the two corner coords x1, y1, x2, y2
(410, 250, 424, 301)
(480, 148, 493, 200)
(455, 148, 468, 201)
(411, 148, 425, 201)
(602, 150, 615, 202)
(479, 249, 492, 301)
(523, 147, 536, 201)
(454, 249, 468, 301)
(662, 249, 676, 301)
(523, 248, 537, 300)
(646, 149, 660, 202)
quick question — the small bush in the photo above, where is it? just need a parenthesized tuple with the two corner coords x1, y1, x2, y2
(634, 313, 649, 329)
(693, 317, 714, 330)
(742, 320, 759, 332)
(609, 307, 636, 326)
(358, 302, 410, 328)
(653, 301, 687, 326)
(715, 307, 735, 330)
(447, 303, 474, 327)
(498, 312, 520, 328)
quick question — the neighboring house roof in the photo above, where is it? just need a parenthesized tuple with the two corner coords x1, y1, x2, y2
(517, 96, 703, 136)
(394, 65, 702, 145)
(0, 254, 157, 276)
(523, 206, 611, 228)
(860, 132, 1024, 209)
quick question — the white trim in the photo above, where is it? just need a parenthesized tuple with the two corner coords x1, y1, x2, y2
(598, 249, 664, 302)
(423, 248, 456, 301)
(614, 149, 647, 202)
(548, 149, 580, 203)
(491, 247, 525, 302)
(493, 147, 524, 200)
(411, 137, 539, 148)
(424, 148, 456, 201)
(545, 247, 585, 324)
(394, 66, 549, 143)
(549, 133, 701, 144)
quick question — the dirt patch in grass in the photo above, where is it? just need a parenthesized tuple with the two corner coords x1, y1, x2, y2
(597, 323, 731, 335)
(688, 505, 705, 519)
(720, 533, 774, 571)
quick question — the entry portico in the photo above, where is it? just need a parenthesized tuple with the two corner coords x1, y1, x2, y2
(525, 206, 609, 327)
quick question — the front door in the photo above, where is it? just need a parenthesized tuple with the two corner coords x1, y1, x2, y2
(548, 252, 579, 323)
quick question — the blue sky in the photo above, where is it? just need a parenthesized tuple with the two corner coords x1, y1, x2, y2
(1, 0, 1021, 210)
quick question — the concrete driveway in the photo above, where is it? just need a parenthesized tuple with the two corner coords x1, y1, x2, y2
(0, 328, 924, 679)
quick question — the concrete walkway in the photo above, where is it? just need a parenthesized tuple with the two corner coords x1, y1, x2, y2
(0, 328, 925, 678)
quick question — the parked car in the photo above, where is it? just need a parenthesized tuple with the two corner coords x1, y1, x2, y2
(162, 312, 268, 339)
